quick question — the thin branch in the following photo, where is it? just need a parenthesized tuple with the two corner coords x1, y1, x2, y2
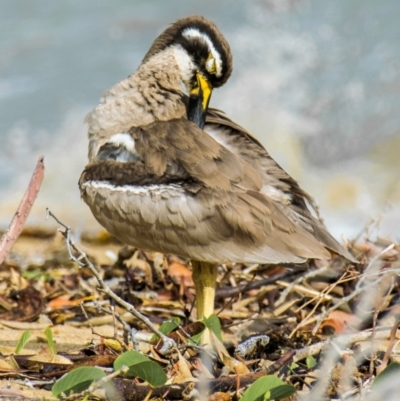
(356, 243, 395, 290)
(275, 265, 330, 307)
(308, 276, 385, 336)
(217, 273, 256, 316)
(215, 270, 297, 299)
(276, 279, 333, 303)
(293, 328, 400, 363)
(310, 245, 396, 335)
(289, 270, 355, 337)
(92, 300, 136, 347)
(47, 209, 176, 354)
(0, 156, 45, 264)
(377, 317, 400, 374)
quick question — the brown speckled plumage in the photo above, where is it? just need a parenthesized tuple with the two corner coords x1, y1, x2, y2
(80, 116, 356, 263)
(80, 16, 357, 325)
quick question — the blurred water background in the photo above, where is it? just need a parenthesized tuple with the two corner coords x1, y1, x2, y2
(1, 0, 399, 240)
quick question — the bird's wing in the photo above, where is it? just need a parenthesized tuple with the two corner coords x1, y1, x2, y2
(128, 119, 333, 262)
(205, 108, 358, 263)
(80, 118, 335, 263)
(130, 118, 263, 193)
(206, 107, 317, 211)
(206, 107, 266, 149)
(81, 118, 356, 264)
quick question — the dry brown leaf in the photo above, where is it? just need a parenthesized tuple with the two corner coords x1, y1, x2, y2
(9, 268, 29, 290)
(0, 358, 16, 371)
(0, 286, 44, 322)
(70, 354, 117, 368)
(47, 295, 95, 310)
(169, 350, 194, 384)
(124, 250, 153, 287)
(210, 392, 231, 401)
(319, 310, 362, 334)
(167, 262, 194, 287)
(27, 353, 73, 365)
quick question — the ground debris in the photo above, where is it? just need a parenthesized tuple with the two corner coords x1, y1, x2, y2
(0, 223, 399, 400)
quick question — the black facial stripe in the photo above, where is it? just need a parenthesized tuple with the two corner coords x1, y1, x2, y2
(179, 20, 228, 75)
(142, 16, 232, 88)
(176, 35, 227, 88)
(174, 35, 213, 82)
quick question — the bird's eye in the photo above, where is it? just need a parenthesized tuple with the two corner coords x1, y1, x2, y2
(206, 55, 217, 75)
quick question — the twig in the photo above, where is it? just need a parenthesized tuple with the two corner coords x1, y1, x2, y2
(217, 273, 256, 316)
(307, 278, 382, 336)
(310, 245, 396, 335)
(377, 317, 400, 374)
(276, 280, 333, 302)
(289, 270, 355, 337)
(349, 217, 375, 247)
(215, 270, 297, 299)
(275, 266, 329, 307)
(92, 300, 135, 347)
(0, 156, 45, 264)
(47, 209, 176, 354)
(369, 276, 394, 375)
(356, 244, 395, 290)
(263, 349, 296, 373)
(80, 301, 132, 348)
(294, 270, 356, 315)
(293, 328, 400, 363)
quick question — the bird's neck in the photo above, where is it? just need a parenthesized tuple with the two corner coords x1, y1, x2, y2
(86, 48, 188, 162)
(136, 48, 190, 118)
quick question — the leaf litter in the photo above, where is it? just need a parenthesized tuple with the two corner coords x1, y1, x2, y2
(1, 159, 400, 400)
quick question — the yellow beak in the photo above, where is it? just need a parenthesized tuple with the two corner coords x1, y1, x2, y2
(188, 73, 213, 129)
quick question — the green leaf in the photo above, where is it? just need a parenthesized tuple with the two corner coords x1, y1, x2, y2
(372, 362, 400, 389)
(240, 375, 296, 401)
(204, 314, 223, 342)
(189, 315, 222, 344)
(52, 367, 106, 398)
(113, 350, 167, 388)
(44, 326, 56, 354)
(268, 384, 297, 400)
(22, 270, 52, 281)
(306, 355, 317, 369)
(289, 361, 299, 370)
(15, 330, 31, 354)
(150, 317, 181, 342)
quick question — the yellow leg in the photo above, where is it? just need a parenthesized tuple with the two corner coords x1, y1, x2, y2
(191, 261, 217, 346)
(191, 260, 218, 319)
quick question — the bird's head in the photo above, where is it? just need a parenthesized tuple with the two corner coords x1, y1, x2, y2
(142, 15, 232, 128)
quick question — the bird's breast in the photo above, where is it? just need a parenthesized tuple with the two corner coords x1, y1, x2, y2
(80, 178, 207, 256)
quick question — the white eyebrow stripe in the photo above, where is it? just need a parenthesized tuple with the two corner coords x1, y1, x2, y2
(182, 27, 222, 77)
(107, 133, 136, 152)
